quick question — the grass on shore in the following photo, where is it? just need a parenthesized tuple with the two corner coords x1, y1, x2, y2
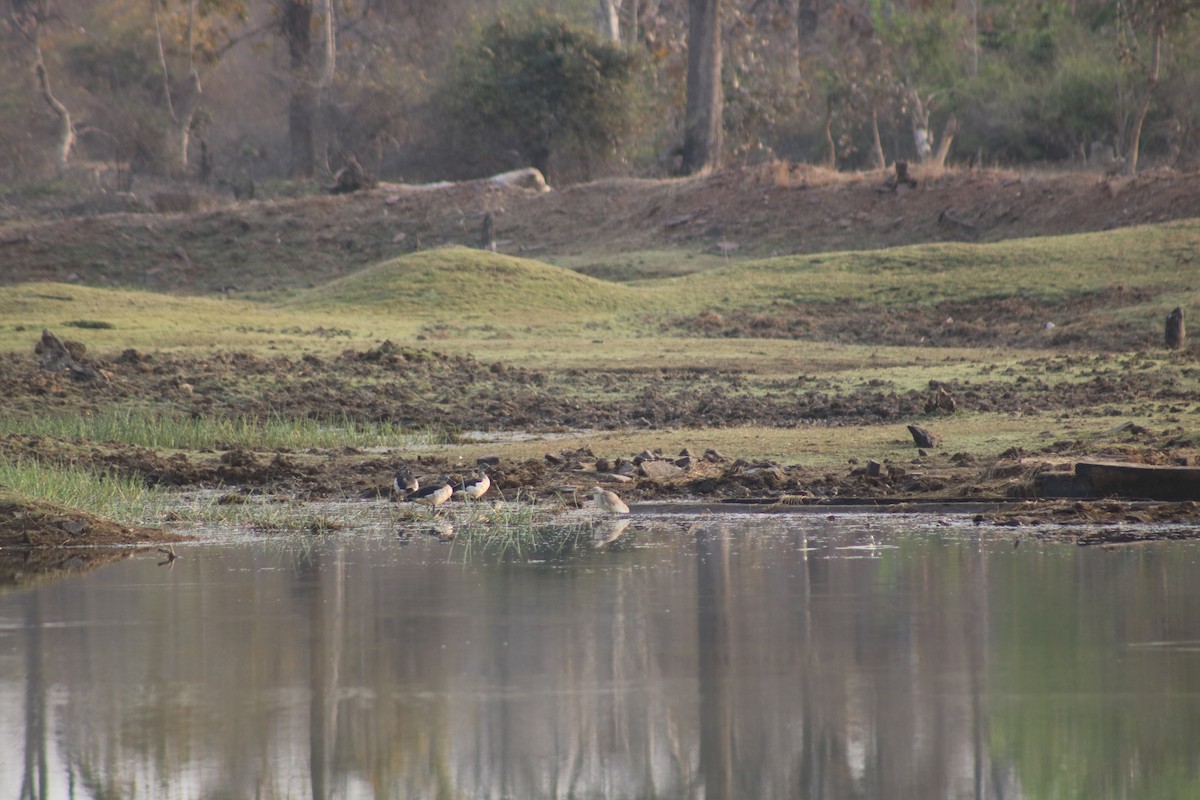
(0, 219, 1196, 357)
(0, 458, 170, 525)
(0, 407, 443, 451)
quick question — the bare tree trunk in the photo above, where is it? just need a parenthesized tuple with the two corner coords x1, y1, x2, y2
(282, 0, 315, 178)
(150, 0, 202, 173)
(908, 88, 933, 162)
(25, 2, 76, 173)
(320, 0, 336, 85)
(150, 0, 177, 123)
(822, 96, 836, 168)
(1124, 19, 1163, 175)
(932, 115, 957, 168)
(682, 0, 722, 175)
(596, 0, 620, 42)
(315, 0, 337, 174)
(869, 105, 885, 169)
(177, 0, 202, 173)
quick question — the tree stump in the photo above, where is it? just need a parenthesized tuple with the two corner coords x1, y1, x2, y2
(1165, 307, 1186, 350)
(325, 154, 376, 194)
(479, 212, 496, 252)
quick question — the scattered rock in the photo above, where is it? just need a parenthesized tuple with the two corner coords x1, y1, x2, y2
(908, 424, 940, 448)
(640, 460, 685, 481)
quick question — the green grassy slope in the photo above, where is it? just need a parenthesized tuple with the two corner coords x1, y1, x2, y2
(647, 219, 1200, 313)
(1, 221, 1196, 355)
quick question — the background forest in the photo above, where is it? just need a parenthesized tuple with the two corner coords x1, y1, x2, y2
(1, 0, 1198, 192)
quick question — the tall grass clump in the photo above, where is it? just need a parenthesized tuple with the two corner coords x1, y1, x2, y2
(170, 492, 358, 534)
(447, 493, 621, 561)
(0, 408, 444, 451)
(0, 458, 169, 524)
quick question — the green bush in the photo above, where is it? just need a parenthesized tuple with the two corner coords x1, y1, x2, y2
(436, 15, 639, 182)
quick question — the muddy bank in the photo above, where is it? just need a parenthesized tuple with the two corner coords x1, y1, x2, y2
(0, 491, 185, 587)
(3, 341, 1196, 432)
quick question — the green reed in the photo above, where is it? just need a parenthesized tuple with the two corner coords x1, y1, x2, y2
(0, 407, 444, 451)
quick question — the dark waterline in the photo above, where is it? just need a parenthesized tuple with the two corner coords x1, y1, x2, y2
(3, 517, 1200, 799)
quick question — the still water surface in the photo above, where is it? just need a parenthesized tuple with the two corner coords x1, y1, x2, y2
(3, 515, 1200, 799)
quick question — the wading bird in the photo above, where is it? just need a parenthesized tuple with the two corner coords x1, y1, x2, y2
(589, 486, 630, 515)
(452, 467, 491, 501)
(393, 465, 419, 495)
(407, 477, 453, 513)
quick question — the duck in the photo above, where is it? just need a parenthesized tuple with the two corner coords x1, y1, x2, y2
(393, 465, 419, 495)
(452, 467, 491, 501)
(589, 486, 630, 515)
(406, 476, 453, 512)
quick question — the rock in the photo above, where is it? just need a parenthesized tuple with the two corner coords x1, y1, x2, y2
(544, 453, 565, 466)
(594, 458, 611, 472)
(640, 460, 685, 481)
(866, 459, 882, 477)
(634, 449, 657, 464)
(908, 425, 940, 448)
(614, 460, 637, 477)
(675, 456, 697, 471)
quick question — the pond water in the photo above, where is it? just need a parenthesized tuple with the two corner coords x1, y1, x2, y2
(3, 514, 1200, 799)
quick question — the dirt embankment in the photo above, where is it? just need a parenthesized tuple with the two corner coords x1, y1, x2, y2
(1, 165, 1199, 295)
(2, 339, 1196, 508)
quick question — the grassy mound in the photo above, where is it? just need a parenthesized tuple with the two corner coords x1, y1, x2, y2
(290, 247, 644, 318)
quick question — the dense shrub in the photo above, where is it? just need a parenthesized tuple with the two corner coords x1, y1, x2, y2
(435, 15, 639, 182)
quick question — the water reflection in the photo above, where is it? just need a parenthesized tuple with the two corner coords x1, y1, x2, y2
(2, 518, 1200, 799)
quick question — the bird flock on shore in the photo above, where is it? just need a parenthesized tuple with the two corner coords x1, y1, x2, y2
(392, 464, 629, 516)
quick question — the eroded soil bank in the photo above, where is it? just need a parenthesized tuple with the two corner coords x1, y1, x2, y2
(3, 336, 1199, 555)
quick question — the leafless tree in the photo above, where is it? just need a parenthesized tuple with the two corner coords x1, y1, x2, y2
(9, 0, 75, 172)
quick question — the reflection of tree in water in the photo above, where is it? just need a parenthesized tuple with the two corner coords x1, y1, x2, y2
(11, 533, 1200, 797)
(20, 592, 48, 800)
(696, 525, 733, 800)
